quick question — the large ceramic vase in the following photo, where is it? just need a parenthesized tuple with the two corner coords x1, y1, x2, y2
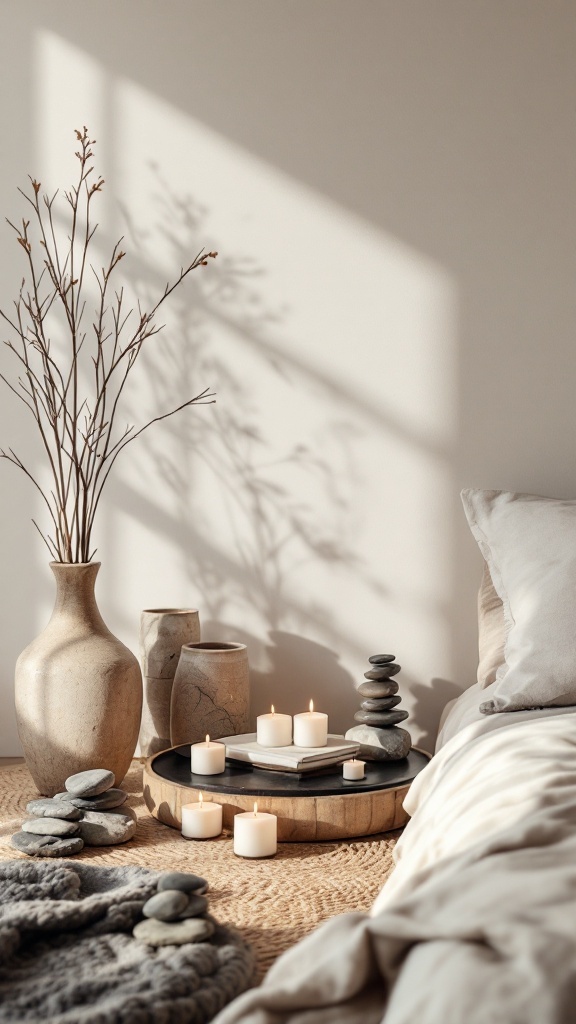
(15, 562, 142, 796)
(170, 641, 250, 746)
(139, 608, 200, 757)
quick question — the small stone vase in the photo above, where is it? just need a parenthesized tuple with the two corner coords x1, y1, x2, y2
(15, 562, 142, 796)
(139, 608, 201, 756)
(170, 641, 250, 746)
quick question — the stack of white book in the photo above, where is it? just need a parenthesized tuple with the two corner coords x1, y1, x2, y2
(219, 733, 360, 773)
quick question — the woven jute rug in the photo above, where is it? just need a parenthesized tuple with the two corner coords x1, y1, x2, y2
(0, 760, 401, 979)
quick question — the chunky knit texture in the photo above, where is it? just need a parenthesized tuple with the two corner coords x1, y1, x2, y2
(0, 860, 255, 1023)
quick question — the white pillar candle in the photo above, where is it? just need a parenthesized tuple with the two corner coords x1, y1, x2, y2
(191, 735, 226, 775)
(181, 793, 223, 838)
(293, 700, 328, 747)
(233, 802, 277, 858)
(343, 758, 366, 780)
(256, 705, 292, 747)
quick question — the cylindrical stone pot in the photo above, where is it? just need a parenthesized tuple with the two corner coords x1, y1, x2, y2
(15, 562, 142, 796)
(170, 641, 250, 746)
(139, 608, 201, 756)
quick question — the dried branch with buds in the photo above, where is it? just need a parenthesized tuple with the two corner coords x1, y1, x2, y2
(0, 127, 216, 562)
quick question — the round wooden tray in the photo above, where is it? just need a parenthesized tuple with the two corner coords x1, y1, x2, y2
(143, 745, 430, 842)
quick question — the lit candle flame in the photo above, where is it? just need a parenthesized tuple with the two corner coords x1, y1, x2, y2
(199, 792, 203, 807)
(254, 802, 258, 816)
(271, 704, 275, 715)
(309, 699, 314, 713)
(205, 734, 210, 745)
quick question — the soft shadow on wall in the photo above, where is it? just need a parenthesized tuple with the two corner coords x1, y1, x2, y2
(111, 170, 374, 729)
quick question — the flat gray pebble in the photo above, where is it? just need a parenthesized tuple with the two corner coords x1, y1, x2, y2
(354, 709, 409, 726)
(355, 680, 399, 698)
(345, 725, 411, 761)
(77, 810, 136, 846)
(56, 788, 127, 810)
(143, 889, 189, 921)
(65, 768, 115, 798)
(22, 818, 80, 837)
(364, 664, 401, 680)
(158, 872, 208, 895)
(368, 654, 395, 665)
(179, 894, 209, 918)
(360, 696, 402, 711)
(133, 917, 215, 947)
(11, 831, 84, 857)
(26, 798, 82, 821)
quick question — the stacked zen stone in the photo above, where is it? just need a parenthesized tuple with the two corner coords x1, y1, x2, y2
(11, 768, 136, 857)
(345, 654, 412, 761)
(134, 871, 216, 947)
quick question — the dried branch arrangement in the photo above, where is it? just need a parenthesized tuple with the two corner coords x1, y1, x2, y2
(0, 127, 216, 563)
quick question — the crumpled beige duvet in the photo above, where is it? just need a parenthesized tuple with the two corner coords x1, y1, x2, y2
(215, 708, 576, 1024)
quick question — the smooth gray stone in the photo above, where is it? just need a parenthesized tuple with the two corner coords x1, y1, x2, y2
(65, 769, 115, 798)
(345, 725, 411, 761)
(55, 788, 127, 810)
(143, 889, 189, 921)
(133, 916, 215, 947)
(354, 709, 409, 726)
(368, 654, 395, 665)
(11, 831, 84, 857)
(179, 894, 209, 918)
(360, 696, 402, 712)
(22, 818, 80, 837)
(364, 664, 401, 680)
(106, 805, 137, 822)
(26, 798, 82, 821)
(355, 680, 399, 698)
(158, 872, 208, 895)
(77, 810, 136, 847)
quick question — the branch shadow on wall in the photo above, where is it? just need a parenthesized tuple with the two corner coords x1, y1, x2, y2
(109, 168, 450, 737)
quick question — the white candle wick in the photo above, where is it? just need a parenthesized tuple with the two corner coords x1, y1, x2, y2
(309, 699, 314, 713)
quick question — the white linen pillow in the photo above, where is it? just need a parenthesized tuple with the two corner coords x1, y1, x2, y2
(477, 560, 505, 688)
(461, 489, 576, 714)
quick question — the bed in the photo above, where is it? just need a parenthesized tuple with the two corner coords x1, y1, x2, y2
(216, 489, 576, 1024)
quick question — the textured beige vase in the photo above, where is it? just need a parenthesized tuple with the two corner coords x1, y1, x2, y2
(170, 641, 250, 746)
(139, 608, 200, 756)
(15, 562, 142, 796)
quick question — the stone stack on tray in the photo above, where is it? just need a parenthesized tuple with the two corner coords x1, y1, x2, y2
(11, 768, 136, 857)
(345, 654, 411, 761)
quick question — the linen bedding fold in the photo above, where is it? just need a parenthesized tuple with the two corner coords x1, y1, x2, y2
(216, 707, 576, 1024)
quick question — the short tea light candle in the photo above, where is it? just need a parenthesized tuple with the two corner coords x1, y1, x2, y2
(343, 758, 366, 780)
(256, 705, 292, 747)
(181, 793, 223, 839)
(191, 735, 226, 775)
(233, 802, 277, 858)
(293, 700, 328, 747)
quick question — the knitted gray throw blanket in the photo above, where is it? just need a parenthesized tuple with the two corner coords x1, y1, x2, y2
(0, 859, 255, 1023)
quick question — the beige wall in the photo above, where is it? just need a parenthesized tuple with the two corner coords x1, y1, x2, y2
(1, 1, 575, 755)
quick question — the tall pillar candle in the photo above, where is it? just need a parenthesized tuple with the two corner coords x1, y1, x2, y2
(256, 706, 292, 747)
(293, 700, 328, 747)
(191, 735, 226, 775)
(233, 803, 277, 858)
(181, 793, 222, 838)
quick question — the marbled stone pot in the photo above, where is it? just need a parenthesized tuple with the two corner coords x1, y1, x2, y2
(15, 562, 142, 796)
(170, 642, 250, 746)
(139, 608, 200, 757)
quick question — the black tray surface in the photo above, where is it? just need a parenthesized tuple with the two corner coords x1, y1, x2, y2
(151, 745, 429, 798)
